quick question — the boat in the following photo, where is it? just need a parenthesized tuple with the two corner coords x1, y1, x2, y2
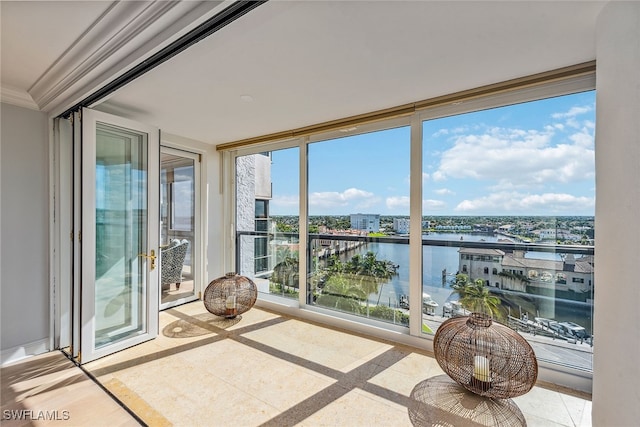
(422, 293, 438, 315)
(399, 294, 410, 309)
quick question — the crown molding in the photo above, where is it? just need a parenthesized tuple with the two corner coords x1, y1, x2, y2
(1, 86, 40, 111)
(30, 1, 182, 111)
(37, 1, 231, 116)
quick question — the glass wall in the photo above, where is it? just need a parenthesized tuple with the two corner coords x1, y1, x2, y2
(421, 91, 595, 370)
(307, 126, 411, 326)
(236, 147, 300, 300)
(232, 84, 595, 373)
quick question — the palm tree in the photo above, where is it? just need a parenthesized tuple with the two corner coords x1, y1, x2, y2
(272, 257, 299, 292)
(347, 252, 396, 314)
(316, 273, 367, 313)
(452, 274, 502, 319)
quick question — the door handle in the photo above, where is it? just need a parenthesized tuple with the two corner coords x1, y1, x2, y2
(139, 249, 157, 270)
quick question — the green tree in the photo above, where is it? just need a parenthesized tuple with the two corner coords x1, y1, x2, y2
(452, 274, 502, 319)
(271, 257, 299, 290)
(344, 252, 397, 314)
(316, 273, 367, 313)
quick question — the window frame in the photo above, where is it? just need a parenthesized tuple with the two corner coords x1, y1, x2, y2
(225, 72, 596, 391)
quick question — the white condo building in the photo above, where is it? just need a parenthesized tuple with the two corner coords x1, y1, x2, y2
(350, 213, 380, 232)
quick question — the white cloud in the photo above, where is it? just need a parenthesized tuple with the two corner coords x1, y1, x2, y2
(551, 105, 593, 119)
(455, 191, 594, 214)
(434, 126, 594, 187)
(423, 199, 447, 211)
(432, 170, 446, 182)
(386, 196, 409, 210)
(434, 188, 454, 195)
(271, 194, 299, 208)
(309, 187, 376, 208)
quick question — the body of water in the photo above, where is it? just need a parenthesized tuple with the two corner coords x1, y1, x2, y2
(332, 232, 593, 333)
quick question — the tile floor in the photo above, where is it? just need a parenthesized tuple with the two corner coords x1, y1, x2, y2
(1, 351, 139, 426)
(2, 302, 592, 426)
(85, 302, 591, 427)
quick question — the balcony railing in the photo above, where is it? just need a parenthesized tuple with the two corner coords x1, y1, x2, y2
(236, 230, 594, 372)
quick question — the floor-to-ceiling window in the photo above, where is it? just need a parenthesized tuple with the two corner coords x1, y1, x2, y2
(421, 90, 595, 371)
(229, 73, 595, 377)
(306, 125, 411, 327)
(236, 146, 300, 300)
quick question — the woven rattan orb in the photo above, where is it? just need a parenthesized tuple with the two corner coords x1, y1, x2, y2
(433, 312, 538, 398)
(409, 374, 526, 427)
(203, 272, 257, 319)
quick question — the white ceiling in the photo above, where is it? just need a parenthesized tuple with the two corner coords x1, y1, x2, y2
(1, 1, 606, 146)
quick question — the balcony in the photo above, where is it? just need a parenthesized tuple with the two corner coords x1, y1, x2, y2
(237, 231, 594, 375)
(1, 302, 591, 426)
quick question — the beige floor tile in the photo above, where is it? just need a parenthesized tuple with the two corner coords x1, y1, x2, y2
(514, 386, 576, 426)
(1, 352, 138, 427)
(296, 388, 411, 427)
(559, 392, 590, 427)
(243, 319, 391, 372)
(4, 304, 591, 427)
(368, 353, 444, 397)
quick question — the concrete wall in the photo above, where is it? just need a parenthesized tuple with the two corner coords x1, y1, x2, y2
(0, 103, 50, 359)
(593, 2, 640, 425)
(235, 155, 256, 277)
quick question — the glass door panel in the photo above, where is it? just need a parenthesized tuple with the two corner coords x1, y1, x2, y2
(80, 108, 159, 363)
(160, 147, 200, 309)
(94, 122, 148, 347)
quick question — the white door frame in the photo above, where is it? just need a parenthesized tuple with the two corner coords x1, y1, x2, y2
(78, 108, 160, 363)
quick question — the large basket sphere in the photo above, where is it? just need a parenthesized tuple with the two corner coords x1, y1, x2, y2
(203, 272, 257, 318)
(433, 312, 538, 398)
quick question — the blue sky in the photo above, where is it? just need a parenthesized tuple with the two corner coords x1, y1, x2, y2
(269, 90, 595, 216)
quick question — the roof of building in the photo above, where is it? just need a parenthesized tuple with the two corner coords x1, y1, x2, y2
(458, 248, 506, 256)
(502, 255, 564, 270)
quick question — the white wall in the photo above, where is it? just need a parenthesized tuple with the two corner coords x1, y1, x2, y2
(0, 103, 50, 358)
(205, 146, 225, 282)
(593, 2, 640, 425)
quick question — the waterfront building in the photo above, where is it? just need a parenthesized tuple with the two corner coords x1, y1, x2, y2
(350, 213, 380, 232)
(393, 217, 410, 234)
(459, 248, 594, 297)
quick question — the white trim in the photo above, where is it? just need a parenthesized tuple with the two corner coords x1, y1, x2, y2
(49, 117, 57, 352)
(79, 108, 159, 363)
(1, 339, 51, 367)
(31, 1, 180, 109)
(159, 145, 203, 308)
(298, 137, 308, 307)
(45, 1, 233, 117)
(0, 86, 39, 111)
(223, 150, 235, 275)
(409, 115, 423, 337)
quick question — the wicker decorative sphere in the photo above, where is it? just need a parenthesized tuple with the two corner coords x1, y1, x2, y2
(433, 312, 538, 398)
(203, 272, 257, 318)
(409, 374, 526, 427)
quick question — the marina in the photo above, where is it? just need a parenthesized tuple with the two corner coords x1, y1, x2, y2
(326, 232, 594, 335)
